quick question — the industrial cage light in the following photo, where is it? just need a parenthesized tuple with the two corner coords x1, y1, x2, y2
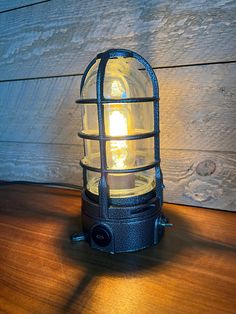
(71, 48, 170, 253)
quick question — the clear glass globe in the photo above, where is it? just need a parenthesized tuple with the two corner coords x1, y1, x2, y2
(80, 56, 156, 198)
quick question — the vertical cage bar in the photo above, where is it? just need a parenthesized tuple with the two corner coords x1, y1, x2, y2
(96, 55, 109, 218)
(79, 56, 98, 192)
(153, 98, 163, 206)
(152, 78, 163, 206)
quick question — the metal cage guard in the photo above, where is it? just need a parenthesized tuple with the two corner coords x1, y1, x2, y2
(72, 48, 170, 253)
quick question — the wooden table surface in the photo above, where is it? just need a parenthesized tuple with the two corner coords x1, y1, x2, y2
(0, 185, 235, 314)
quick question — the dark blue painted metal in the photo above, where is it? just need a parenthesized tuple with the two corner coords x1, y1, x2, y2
(76, 97, 158, 104)
(78, 130, 158, 141)
(71, 48, 169, 253)
(80, 160, 160, 173)
(85, 188, 156, 207)
(96, 55, 109, 218)
(79, 57, 97, 95)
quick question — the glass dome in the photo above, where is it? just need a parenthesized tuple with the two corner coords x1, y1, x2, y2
(79, 56, 156, 198)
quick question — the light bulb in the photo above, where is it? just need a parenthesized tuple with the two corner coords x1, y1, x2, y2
(106, 79, 134, 170)
(81, 56, 156, 198)
(109, 110, 128, 169)
(110, 80, 124, 98)
(105, 79, 135, 190)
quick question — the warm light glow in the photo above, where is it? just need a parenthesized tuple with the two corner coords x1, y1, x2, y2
(107, 79, 132, 169)
(81, 58, 156, 197)
(109, 110, 128, 169)
(110, 80, 124, 98)
(109, 111, 128, 137)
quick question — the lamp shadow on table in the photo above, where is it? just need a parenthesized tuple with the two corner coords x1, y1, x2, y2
(1, 185, 233, 312)
(58, 207, 187, 312)
(58, 204, 236, 313)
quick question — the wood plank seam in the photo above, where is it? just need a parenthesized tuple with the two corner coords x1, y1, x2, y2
(0, 142, 235, 210)
(1, 0, 235, 80)
(1, 64, 235, 151)
(1, 60, 236, 83)
(0, 140, 236, 155)
(0, 0, 51, 14)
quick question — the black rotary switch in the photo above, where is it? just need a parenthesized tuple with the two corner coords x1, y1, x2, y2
(91, 225, 111, 247)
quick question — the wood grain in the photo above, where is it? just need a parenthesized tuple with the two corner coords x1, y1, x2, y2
(0, 142, 83, 185)
(0, 75, 82, 145)
(159, 64, 236, 152)
(0, 0, 235, 212)
(0, 142, 235, 211)
(0, 0, 48, 12)
(0, 185, 235, 313)
(161, 149, 236, 211)
(0, 0, 236, 80)
(0, 64, 235, 152)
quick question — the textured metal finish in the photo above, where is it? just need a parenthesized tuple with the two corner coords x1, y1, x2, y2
(85, 188, 156, 206)
(70, 232, 85, 242)
(78, 130, 157, 141)
(76, 97, 158, 104)
(80, 160, 160, 173)
(74, 48, 168, 253)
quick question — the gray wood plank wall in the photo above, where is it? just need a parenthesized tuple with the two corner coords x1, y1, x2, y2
(0, 0, 235, 210)
(0, 0, 49, 12)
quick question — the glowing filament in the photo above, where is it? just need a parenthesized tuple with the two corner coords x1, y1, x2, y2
(109, 110, 128, 169)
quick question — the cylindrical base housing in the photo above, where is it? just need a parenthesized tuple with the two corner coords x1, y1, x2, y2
(79, 190, 166, 253)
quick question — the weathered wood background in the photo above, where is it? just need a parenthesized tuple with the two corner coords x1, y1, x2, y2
(0, 0, 235, 210)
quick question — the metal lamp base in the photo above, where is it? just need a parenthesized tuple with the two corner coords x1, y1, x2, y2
(71, 190, 170, 253)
